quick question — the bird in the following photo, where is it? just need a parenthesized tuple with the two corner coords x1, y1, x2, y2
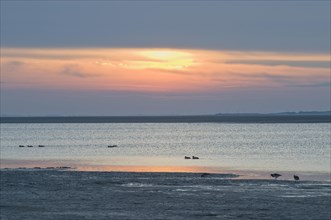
(184, 156, 191, 159)
(293, 175, 300, 181)
(107, 145, 118, 148)
(38, 145, 45, 147)
(27, 145, 33, 148)
(201, 173, 210, 177)
(270, 173, 281, 179)
(192, 156, 199, 159)
(19, 145, 25, 147)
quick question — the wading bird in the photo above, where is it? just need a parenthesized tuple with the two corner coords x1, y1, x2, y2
(271, 173, 281, 179)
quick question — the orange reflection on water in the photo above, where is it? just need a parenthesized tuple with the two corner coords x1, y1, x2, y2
(76, 165, 225, 173)
(2, 160, 330, 181)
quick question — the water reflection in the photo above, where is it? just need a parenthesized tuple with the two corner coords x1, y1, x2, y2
(1, 159, 330, 182)
(76, 165, 222, 173)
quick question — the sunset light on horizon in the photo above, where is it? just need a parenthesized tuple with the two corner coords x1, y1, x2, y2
(1, 1, 329, 115)
(2, 48, 329, 93)
(1, 2, 331, 218)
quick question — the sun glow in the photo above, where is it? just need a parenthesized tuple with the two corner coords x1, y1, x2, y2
(1, 47, 329, 92)
(136, 49, 195, 70)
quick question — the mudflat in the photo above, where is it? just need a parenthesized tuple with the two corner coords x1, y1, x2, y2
(1, 170, 330, 220)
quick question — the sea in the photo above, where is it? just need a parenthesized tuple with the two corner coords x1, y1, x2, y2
(1, 120, 330, 219)
(1, 122, 330, 180)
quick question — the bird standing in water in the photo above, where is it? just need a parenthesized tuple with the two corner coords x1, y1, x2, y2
(293, 175, 300, 181)
(271, 173, 281, 179)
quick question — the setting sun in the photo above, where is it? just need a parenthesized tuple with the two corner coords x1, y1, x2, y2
(1, 47, 329, 93)
(1, 2, 330, 219)
(136, 49, 195, 70)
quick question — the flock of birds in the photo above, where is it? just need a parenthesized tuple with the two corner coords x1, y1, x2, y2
(183, 159, 301, 181)
(19, 145, 118, 148)
(271, 173, 300, 181)
(19, 145, 45, 148)
(17, 145, 300, 181)
(184, 156, 199, 159)
(107, 145, 118, 148)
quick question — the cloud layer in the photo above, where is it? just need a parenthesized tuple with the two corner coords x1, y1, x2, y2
(1, 48, 329, 93)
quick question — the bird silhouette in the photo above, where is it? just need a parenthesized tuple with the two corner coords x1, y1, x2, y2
(201, 173, 210, 177)
(271, 173, 281, 179)
(108, 145, 118, 148)
(293, 175, 300, 181)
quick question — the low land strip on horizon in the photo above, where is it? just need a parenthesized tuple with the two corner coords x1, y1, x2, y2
(1, 114, 330, 123)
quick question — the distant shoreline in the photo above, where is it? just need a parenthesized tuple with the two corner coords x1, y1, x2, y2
(1, 115, 330, 123)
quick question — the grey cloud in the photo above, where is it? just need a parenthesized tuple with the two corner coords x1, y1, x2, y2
(211, 72, 294, 84)
(60, 65, 97, 78)
(235, 72, 276, 78)
(235, 72, 292, 81)
(232, 72, 330, 88)
(290, 82, 331, 88)
(2, 53, 93, 60)
(4, 60, 25, 70)
(2, 61, 25, 72)
(145, 68, 196, 76)
(6, 61, 25, 66)
(224, 60, 331, 68)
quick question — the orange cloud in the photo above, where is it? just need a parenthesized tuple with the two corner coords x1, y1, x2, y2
(1, 48, 329, 92)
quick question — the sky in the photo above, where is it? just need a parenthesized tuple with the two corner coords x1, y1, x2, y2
(1, 1, 330, 116)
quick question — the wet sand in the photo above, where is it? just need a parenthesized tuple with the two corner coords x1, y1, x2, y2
(1, 159, 330, 182)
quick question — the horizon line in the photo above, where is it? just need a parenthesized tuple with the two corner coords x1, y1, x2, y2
(1, 110, 330, 118)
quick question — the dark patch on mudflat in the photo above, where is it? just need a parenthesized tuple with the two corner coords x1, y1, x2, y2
(1, 115, 330, 123)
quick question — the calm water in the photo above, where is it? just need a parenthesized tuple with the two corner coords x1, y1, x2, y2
(1, 123, 330, 178)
